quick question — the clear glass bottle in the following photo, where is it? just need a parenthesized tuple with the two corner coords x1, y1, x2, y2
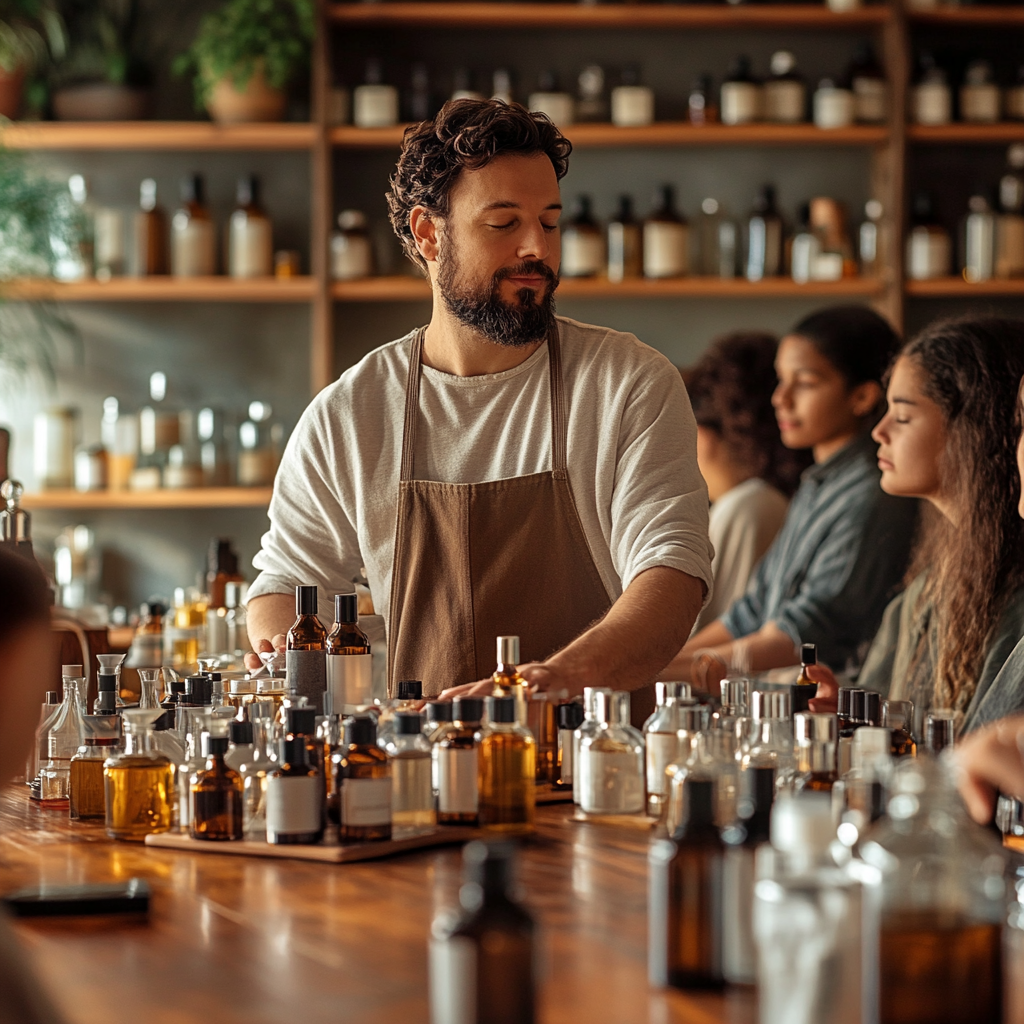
(103, 708, 175, 840)
(555, 700, 584, 791)
(190, 722, 243, 841)
(561, 195, 605, 278)
(906, 191, 951, 281)
(833, 725, 891, 837)
(286, 584, 328, 714)
(607, 194, 642, 283)
(429, 842, 536, 1024)
(649, 776, 725, 990)
(27, 688, 61, 798)
(861, 757, 1005, 1024)
(696, 197, 738, 279)
(479, 695, 536, 834)
(573, 686, 612, 805)
(40, 674, 88, 805)
(643, 185, 688, 279)
(377, 679, 423, 748)
(70, 714, 121, 820)
(859, 198, 885, 277)
(739, 689, 794, 778)
(960, 59, 1001, 124)
(436, 696, 483, 826)
(578, 691, 644, 815)
(386, 711, 435, 828)
(722, 764, 775, 986)
(882, 699, 916, 758)
(171, 174, 215, 277)
(763, 50, 805, 124)
(643, 681, 691, 816)
(754, 794, 871, 1024)
(745, 184, 783, 281)
(491, 635, 528, 727)
(239, 704, 273, 838)
(424, 700, 453, 745)
(175, 706, 211, 830)
(710, 677, 748, 757)
(325, 591, 371, 715)
(924, 709, 955, 754)
(266, 736, 324, 845)
(791, 712, 838, 793)
(337, 714, 391, 842)
(663, 704, 707, 834)
(720, 54, 761, 126)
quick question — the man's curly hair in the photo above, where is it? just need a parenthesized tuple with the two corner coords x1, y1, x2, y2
(386, 99, 572, 273)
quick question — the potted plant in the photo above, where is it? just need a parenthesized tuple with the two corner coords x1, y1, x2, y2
(50, 0, 152, 120)
(175, 0, 313, 124)
(0, 0, 65, 119)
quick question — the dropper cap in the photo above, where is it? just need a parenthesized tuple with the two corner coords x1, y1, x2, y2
(497, 636, 520, 666)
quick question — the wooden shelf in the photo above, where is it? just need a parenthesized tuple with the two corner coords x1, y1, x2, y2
(333, 275, 886, 302)
(907, 5, 1024, 24)
(331, 122, 889, 149)
(0, 277, 316, 302)
(23, 487, 274, 510)
(905, 277, 1024, 297)
(328, 2, 890, 29)
(908, 123, 1024, 144)
(0, 121, 316, 151)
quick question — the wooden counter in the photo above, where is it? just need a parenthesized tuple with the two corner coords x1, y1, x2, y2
(0, 788, 754, 1024)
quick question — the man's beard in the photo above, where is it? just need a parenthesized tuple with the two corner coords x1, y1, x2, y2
(438, 247, 558, 348)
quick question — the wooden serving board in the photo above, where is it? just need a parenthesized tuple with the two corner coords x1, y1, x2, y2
(568, 809, 659, 830)
(144, 826, 481, 863)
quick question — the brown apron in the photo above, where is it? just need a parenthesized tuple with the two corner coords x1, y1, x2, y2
(386, 323, 612, 698)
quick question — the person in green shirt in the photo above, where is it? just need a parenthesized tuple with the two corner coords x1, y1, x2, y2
(809, 316, 1024, 737)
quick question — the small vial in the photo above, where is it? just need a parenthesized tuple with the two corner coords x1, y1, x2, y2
(555, 701, 584, 791)
(792, 643, 818, 714)
(924, 710, 955, 755)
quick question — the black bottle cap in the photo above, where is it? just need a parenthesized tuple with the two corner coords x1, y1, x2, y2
(396, 680, 423, 700)
(425, 701, 452, 725)
(229, 719, 254, 745)
(344, 714, 377, 747)
(45, 691, 59, 704)
(557, 701, 585, 731)
(863, 691, 881, 727)
(202, 734, 229, 757)
(296, 584, 318, 616)
(154, 710, 174, 732)
(168, 680, 187, 696)
(801, 644, 817, 666)
(453, 696, 484, 725)
(334, 592, 358, 624)
(95, 690, 118, 713)
(97, 672, 117, 693)
(279, 736, 310, 765)
(208, 673, 222, 682)
(486, 695, 516, 724)
(180, 173, 204, 205)
(286, 707, 317, 736)
(396, 711, 424, 735)
(837, 687, 853, 717)
(185, 675, 212, 706)
(849, 688, 866, 723)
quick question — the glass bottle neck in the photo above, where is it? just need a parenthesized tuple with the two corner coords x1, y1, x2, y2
(798, 741, 837, 774)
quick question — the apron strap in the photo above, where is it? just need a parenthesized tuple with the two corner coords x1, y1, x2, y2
(400, 321, 568, 481)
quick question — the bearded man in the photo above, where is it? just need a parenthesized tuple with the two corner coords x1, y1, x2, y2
(246, 99, 713, 714)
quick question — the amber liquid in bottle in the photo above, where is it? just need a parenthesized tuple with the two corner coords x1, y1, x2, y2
(492, 635, 528, 726)
(879, 913, 1001, 1024)
(392, 751, 435, 828)
(69, 756, 108, 819)
(133, 177, 168, 276)
(104, 758, 175, 840)
(890, 730, 917, 758)
(437, 717, 481, 826)
(479, 698, 536, 834)
(190, 739, 243, 841)
(337, 717, 392, 842)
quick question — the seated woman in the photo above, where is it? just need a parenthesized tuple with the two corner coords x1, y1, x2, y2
(809, 316, 1024, 737)
(686, 331, 811, 634)
(664, 305, 918, 691)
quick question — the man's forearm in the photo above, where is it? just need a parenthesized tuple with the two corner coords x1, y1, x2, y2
(247, 593, 297, 651)
(662, 621, 799, 689)
(542, 566, 706, 693)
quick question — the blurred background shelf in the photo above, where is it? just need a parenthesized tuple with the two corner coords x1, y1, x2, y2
(907, 124, 1024, 144)
(906, 5, 1024, 24)
(23, 488, 274, 510)
(0, 121, 317, 150)
(1, 277, 317, 302)
(904, 278, 1024, 297)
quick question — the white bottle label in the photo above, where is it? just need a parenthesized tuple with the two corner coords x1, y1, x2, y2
(643, 221, 688, 278)
(579, 748, 644, 814)
(429, 936, 477, 1024)
(327, 652, 373, 712)
(265, 775, 320, 839)
(229, 213, 273, 278)
(645, 732, 679, 797)
(720, 82, 761, 125)
(341, 776, 391, 826)
(814, 88, 854, 130)
(171, 214, 215, 276)
(438, 748, 478, 814)
(527, 92, 574, 127)
(853, 78, 887, 123)
(561, 229, 605, 277)
(913, 83, 951, 126)
(353, 84, 399, 128)
(331, 234, 373, 280)
(611, 85, 654, 127)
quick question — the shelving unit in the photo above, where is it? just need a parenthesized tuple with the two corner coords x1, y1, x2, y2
(0, 121, 316, 150)
(23, 487, 273, 510)
(905, 278, 1024, 298)
(2, 277, 316, 302)
(908, 124, 1024, 144)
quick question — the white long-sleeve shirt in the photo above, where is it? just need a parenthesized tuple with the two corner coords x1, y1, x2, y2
(249, 316, 714, 647)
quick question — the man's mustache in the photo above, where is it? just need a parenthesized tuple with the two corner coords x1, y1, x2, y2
(492, 261, 559, 286)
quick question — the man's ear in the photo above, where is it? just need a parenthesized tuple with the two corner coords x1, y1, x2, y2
(410, 206, 439, 263)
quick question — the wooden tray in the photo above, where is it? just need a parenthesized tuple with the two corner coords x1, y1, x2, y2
(144, 825, 481, 863)
(568, 809, 659, 830)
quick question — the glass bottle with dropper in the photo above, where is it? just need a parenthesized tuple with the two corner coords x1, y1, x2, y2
(70, 714, 121, 820)
(40, 673, 88, 805)
(103, 708, 175, 840)
(492, 635, 528, 726)
(386, 711, 435, 828)
(325, 591, 372, 715)
(479, 695, 536, 834)
(435, 696, 483, 826)
(190, 718, 243, 840)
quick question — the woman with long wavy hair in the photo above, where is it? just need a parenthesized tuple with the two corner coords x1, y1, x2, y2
(810, 316, 1024, 735)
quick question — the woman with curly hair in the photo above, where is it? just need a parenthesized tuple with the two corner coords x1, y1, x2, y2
(686, 331, 812, 633)
(809, 316, 1024, 736)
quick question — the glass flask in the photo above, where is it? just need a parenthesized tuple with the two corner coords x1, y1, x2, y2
(176, 708, 211, 830)
(649, 776, 726, 990)
(27, 688, 60, 796)
(103, 708, 175, 840)
(40, 674, 88, 804)
(860, 757, 1005, 1024)
(572, 686, 612, 805)
(96, 652, 126, 707)
(577, 690, 644, 815)
(137, 668, 163, 710)
(754, 794, 873, 1024)
(385, 711, 435, 828)
(190, 721, 243, 841)
(643, 681, 691, 816)
(69, 714, 121, 820)
(882, 699, 916, 758)
(478, 695, 536, 834)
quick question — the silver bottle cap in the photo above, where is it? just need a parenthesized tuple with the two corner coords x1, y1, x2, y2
(497, 635, 520, 666)
(719, 678, 748, 708)
(61, 664, 84, 678)
(655, 681, 691, 705)
(583, 686, 613, 715)
(752, 689, 791, 721)
(677, 704, 705, 733)
(795, 712, 837, 744)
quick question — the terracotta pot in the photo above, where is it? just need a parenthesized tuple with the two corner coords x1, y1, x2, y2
(52, 83, 150, 121)
(206, 65, 287, 124)
(0, 65, 25, 120)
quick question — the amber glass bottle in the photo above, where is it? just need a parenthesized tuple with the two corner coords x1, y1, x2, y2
(436, 696, 483, 826)
(190, 732, 243, 841)
(325, 592, 372, 714)
(492, 635, 528, 726)
(478, 695, 536, 834)
(266, 737, 324, 845)
(792, 643, 818, 714)
(649, 776, 725, 990)
(104, 709, 175, 841)
(70, 714, 121, 820)
(337, 715, 391, 842)
(883, 699, 917, 758)
(792, 712, 838, 792)
(286, 584, 328, 713)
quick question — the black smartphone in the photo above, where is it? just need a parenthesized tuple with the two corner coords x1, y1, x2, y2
(2, 878, 150, 918)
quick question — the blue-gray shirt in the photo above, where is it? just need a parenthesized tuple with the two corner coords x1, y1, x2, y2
(720, 432, 918, 672)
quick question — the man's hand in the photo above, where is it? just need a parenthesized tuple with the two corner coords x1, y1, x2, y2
(244, 634, 287, 673)
(806, 664, 840, 714)
(438, 663, 546, 703)
(956, 714, 1024, 824)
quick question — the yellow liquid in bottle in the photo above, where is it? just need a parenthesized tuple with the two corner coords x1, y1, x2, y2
(70, 757, 107, 819)
(104, 757, 175, 840)
(391, 752, 435, 828)
(479, 730, 536, 833)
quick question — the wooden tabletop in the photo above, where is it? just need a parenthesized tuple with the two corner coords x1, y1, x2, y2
(0, 787, 754, 1024)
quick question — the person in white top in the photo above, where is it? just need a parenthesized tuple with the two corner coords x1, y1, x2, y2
(685, 332, 811, 634)
(245, 99, 713, 705)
